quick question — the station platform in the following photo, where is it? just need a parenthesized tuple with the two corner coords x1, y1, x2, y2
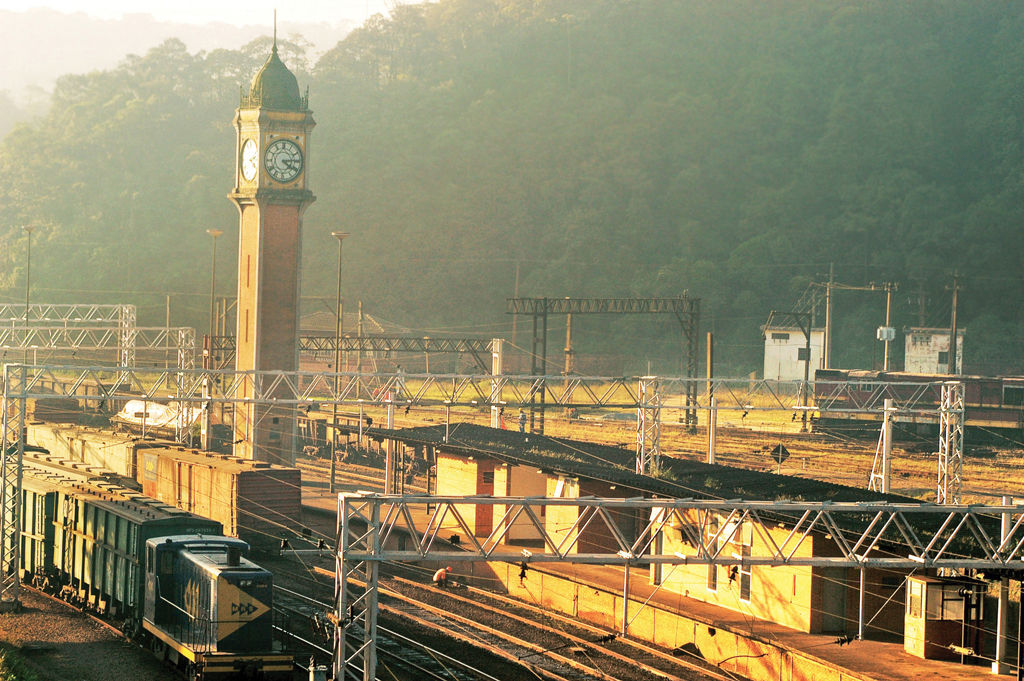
(300, 483, 1015, 681)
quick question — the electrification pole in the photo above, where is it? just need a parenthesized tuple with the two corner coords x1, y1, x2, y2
(330, 232, 350, 495)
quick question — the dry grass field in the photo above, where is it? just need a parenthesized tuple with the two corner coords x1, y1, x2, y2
(399, 402, 1024, 506)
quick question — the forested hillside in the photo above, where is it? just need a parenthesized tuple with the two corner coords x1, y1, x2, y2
(0, 0, 1021, 376)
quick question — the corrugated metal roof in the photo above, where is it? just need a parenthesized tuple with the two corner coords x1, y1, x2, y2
(350, 422, 1003, 558)
(357, 422, 913, 504)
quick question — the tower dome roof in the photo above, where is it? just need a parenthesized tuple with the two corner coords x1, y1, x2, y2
(246, 44, 304, 110)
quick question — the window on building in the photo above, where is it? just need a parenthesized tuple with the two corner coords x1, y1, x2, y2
(1004, 385, 1024, 406)
(926, 583, 980, 621)
(938, 351, 949, 367)
(730, 524, 753, 602)
(482, 471, 495, 485)
(797, 347, 810, 361)
(907, 580, 923, 618)
(771, 333, 790, 341)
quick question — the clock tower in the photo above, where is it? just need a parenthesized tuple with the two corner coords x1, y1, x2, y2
(228, 42, 315, 464)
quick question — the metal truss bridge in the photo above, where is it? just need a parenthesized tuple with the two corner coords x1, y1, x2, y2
(334, 494, 1024, 680)
(0, 366, 961, 413)
(0, 303, 135, 327)
(506, 296, 702, 431)
(207, 334, 493, 372)
(0, 326, 195, 368)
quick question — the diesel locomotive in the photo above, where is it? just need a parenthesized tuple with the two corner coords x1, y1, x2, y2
(20, 452, 293, 680)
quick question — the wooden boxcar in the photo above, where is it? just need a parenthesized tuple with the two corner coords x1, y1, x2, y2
(138, 448, 302, 554)
(25, 424, 303, 554)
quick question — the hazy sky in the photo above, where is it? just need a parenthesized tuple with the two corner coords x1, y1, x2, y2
(0, 0, 392, 25)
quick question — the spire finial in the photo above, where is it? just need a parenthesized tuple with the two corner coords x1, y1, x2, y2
(273, 9, 278, 50)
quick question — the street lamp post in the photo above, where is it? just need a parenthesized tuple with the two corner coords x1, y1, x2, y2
(202, 229, 224, 451)
(206, 229, 224, 346)
(330, 232, 350, 494)
(23, 226, 35, 364)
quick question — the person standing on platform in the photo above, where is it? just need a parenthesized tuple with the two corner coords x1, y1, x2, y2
(518, 409, 527, 432)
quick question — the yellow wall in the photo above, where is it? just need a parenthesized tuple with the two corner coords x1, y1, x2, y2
(435, 452, 482, 542)
(493, 464, 548, 542)
(658, 512, 905, 636)
(659, 512, 816, 632)
(491, 563, 874, 681)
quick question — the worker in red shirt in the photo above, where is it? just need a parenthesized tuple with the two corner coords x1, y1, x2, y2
(432, 566, 451, 587)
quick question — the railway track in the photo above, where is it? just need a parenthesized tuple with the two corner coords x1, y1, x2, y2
(272, 583, 506, 681)
(298, 456, 428, 493)
(268, 559, 731, 681)
(385, 575, 738, 681)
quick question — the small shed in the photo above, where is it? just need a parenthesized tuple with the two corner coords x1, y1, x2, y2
(904, 328, 965, 374)
(904, 576, 984, 660)
(762, 326, 825, 381)
(434, 449, 548, 542)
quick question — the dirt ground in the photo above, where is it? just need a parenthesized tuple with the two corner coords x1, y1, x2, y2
(0, 589, 175, 681)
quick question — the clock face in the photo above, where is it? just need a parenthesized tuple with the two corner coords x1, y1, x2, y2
(240, 138, 258, 181)
(264, 138, 303, 183)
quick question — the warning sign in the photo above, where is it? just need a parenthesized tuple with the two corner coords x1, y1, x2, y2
(770, 444, 790, 464)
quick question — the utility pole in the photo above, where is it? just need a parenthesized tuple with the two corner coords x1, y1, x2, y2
(511, 262, 520, 352)
(914, 284, 927, 327)
(564, 313, 573, 375)
(948, 274, 959, 375)
(706, 332, 716, 464)
(824, 263, 834, 370)
(165, 295, 171, 371)
(330, 232, 350, 495)
(356, 301, 363, 372)
(883, 283, 896, 371)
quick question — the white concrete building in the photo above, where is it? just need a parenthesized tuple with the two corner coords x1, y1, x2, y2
(762, 326, 825, 381)
(903, 328, 964, 374)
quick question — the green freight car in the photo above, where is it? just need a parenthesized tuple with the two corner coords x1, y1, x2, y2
(19, 455, 295, 679)
(20, 459, 222, 621)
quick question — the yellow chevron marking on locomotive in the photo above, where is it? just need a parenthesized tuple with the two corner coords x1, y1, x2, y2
(216, 577, 270, 640)
(184, 580, 201, 619)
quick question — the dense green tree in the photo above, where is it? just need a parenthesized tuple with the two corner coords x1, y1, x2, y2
(0, 0, 1022, 375)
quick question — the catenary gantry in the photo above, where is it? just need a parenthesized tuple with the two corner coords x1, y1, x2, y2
(334, 493, 1024, 680)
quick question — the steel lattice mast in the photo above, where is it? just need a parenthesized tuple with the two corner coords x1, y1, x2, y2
(937, 382, 965, 504)
(334, 493, 1024, 680)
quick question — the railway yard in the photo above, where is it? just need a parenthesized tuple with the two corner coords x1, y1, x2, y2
(6, 400, 1023, 681)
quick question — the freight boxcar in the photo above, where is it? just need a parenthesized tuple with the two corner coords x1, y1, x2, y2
(139, 448, 302, 554)
(25, 423, 303, 555)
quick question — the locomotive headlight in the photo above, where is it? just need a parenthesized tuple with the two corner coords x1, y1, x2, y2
(240, 580, 253, 587)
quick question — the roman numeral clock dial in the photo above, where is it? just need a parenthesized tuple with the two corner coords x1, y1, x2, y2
(263, 138, 303, 183)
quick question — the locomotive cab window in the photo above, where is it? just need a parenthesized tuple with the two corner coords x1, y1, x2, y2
(159, 551, 174, 575)
(147, 547, 155, 573)
(1004, 385, 1024, 406)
